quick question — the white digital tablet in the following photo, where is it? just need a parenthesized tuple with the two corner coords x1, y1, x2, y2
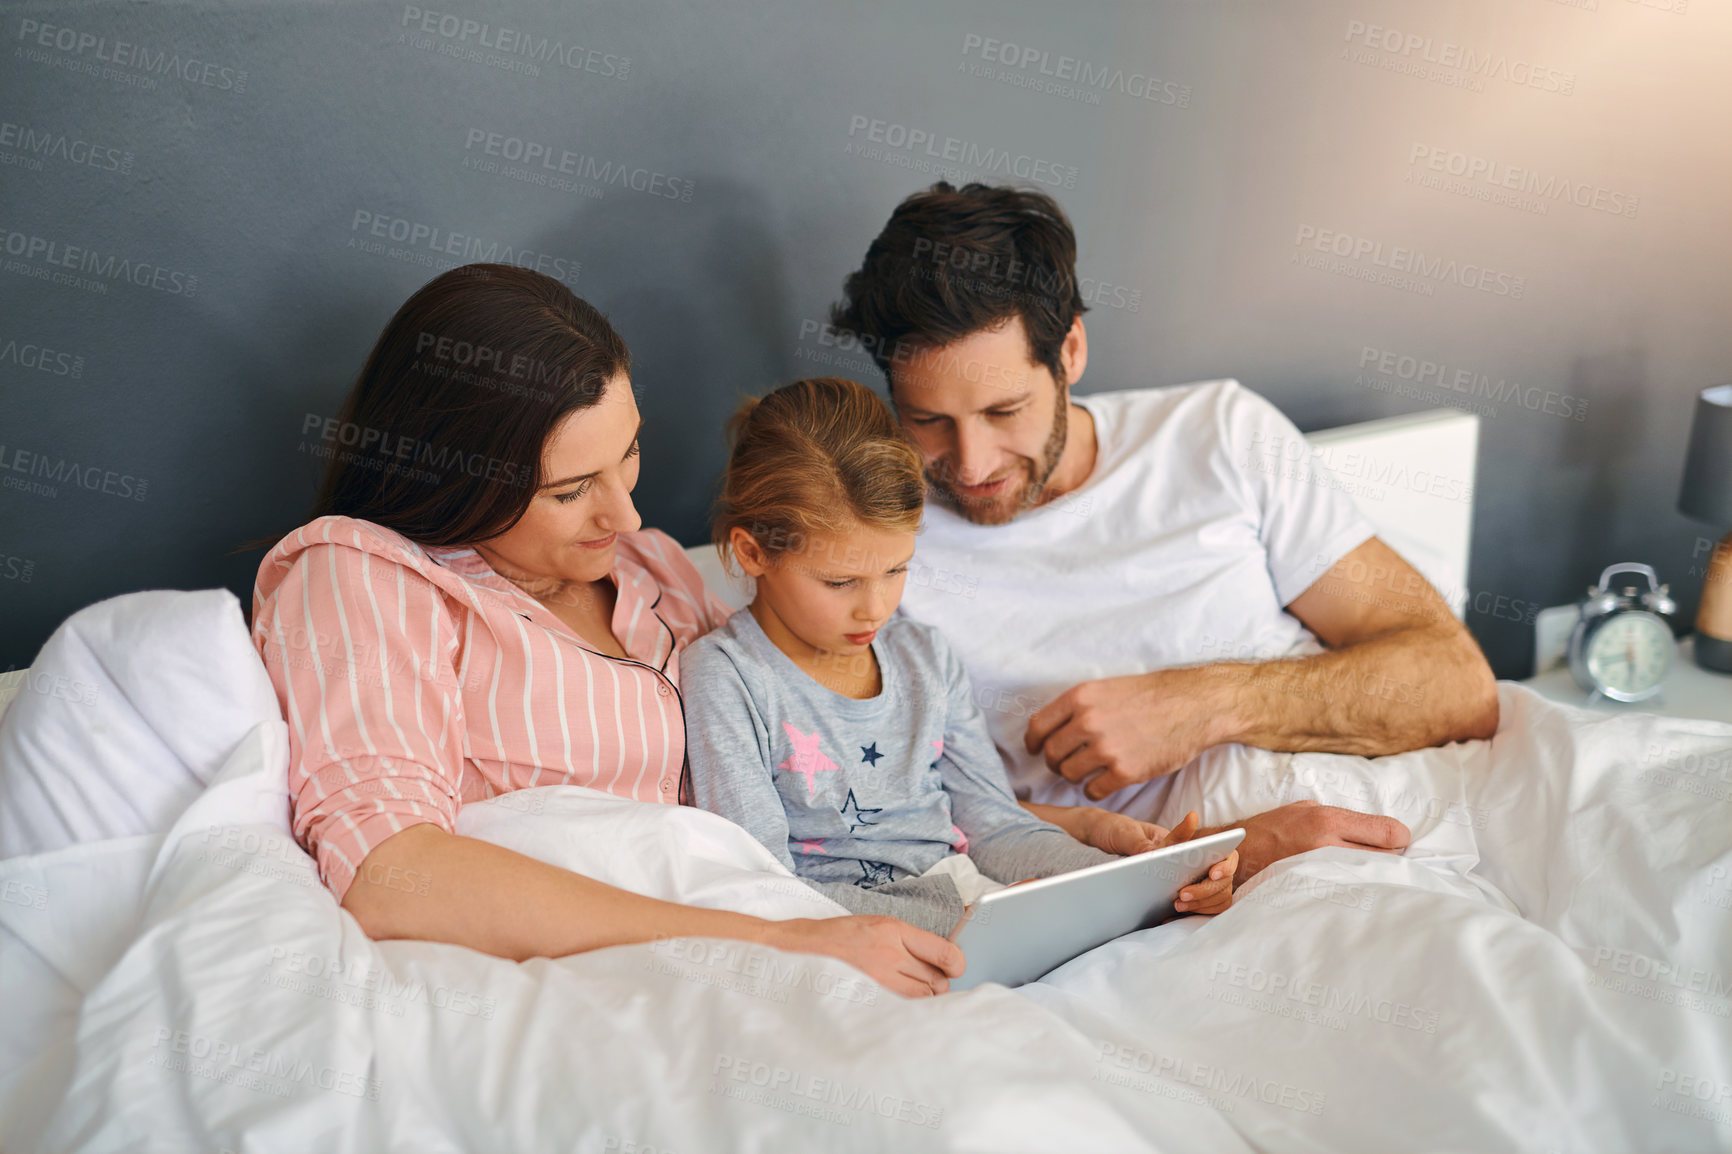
(945, 828, 1245, 992)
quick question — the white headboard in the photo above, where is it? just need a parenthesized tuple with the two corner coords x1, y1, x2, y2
(1302, 408, 1478, 617)
(684, 407, 1480, 618)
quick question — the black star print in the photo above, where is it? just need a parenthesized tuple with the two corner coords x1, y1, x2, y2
(857, 860, 896, 889)
(860, 742, 883, 766)
(839, 789, 882, 831)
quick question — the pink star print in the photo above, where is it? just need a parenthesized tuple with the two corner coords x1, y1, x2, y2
(779, 723, 841, 800)
(931, 739, 945, 760)
(950, 824, 969, 853)
(792, 839, 827, 855)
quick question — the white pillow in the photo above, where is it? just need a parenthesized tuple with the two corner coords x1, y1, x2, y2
(684, 543, 753, 612)
(0, 589, 284, 858)
(0, 669, 25, 724)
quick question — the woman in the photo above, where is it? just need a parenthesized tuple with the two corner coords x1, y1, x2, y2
(252, 264, 962, 996)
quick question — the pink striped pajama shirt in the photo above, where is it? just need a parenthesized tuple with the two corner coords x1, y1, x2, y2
(251, 515, 729, 900)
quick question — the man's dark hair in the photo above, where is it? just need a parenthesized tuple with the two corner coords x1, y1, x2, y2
(830, 182, 1088, 387)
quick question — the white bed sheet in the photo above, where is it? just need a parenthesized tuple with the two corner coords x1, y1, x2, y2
(1029, 685, 1732, 1151)
(0, 721, 1214, 1154)
(2, 622, 1729, 1151)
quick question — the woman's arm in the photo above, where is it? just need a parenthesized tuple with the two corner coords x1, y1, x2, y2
(341, 824, 963, 996)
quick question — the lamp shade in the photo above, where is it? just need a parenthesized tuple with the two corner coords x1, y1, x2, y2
(1678, 384, 1732, 525)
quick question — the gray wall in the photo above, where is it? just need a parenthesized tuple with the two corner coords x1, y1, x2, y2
(3, 0, 1728, 679)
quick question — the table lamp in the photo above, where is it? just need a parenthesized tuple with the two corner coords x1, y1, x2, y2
(1678, 384, 1732, 673)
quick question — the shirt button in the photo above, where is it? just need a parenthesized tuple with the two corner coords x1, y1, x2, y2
(660, 780, 673, 792)
(657, 683, 671, 697)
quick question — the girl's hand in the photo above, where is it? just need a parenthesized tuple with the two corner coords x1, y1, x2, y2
(1070, 809, 1236, 914)
(760, 915, 965, 997)
(1164, 812, 1236, 915)
(1075, 808, 1175, 855)
(1077, 806, 1205, 855)
(1173, 849, 1236, 915)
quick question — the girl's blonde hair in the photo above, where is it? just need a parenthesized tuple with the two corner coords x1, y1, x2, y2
(713, 377, 923, 568)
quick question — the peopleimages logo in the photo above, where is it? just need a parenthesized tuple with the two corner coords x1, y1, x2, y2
(1093, 1042, 1327, 1116)
(0, 552, 34, 583)
(149, 1028, 381, 1102)
(1294, 225, 1525, 299)
(1341, 19, 1575, 95)
(710, 1054, 944, 1129)
(845, 115, 1078, 189)
(0, 443, 148, 501)
(399, 7, 629, 78)
(0, 227, 198, 296)
(1246, 431, 1475, 505)
(347, 210, 581, 284)
(958, 33, 1191, 108)
(299, 413, 530, 489)
(1407, 144, 1638, 219)
(16, 19, 247, 93)
(0, 333, 83, 378)
(0, 121, 133, 174)
(461, 128, 694, 201)
(1357, 345, 1587, 421)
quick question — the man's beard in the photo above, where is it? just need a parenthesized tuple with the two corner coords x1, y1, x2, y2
(926, 396, 1068, 526)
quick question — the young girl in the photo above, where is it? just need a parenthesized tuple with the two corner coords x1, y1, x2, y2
(682, 378, 1236, 937)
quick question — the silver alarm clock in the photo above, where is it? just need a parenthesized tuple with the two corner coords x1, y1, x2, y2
(1568, 563, 1678, 702)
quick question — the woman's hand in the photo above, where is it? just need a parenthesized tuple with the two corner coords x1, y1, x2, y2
(760, 915, 965, 998)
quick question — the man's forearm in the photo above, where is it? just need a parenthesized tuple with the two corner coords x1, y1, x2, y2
(1207, 620, 1498, 757)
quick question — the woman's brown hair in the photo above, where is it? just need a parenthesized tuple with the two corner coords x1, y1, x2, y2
(713, 377, 923, 568)
(311, 263, 630, 545)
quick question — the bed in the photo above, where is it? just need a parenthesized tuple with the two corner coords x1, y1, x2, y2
(3, 410, 1730, 1154)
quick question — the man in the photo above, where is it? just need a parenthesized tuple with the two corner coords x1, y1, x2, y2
(829, 182, 1499, 883)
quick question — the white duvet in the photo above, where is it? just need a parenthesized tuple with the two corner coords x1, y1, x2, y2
(3, 684, 1730, 1153)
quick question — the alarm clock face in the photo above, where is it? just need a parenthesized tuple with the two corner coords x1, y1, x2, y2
(1583, 611, 1674, 701)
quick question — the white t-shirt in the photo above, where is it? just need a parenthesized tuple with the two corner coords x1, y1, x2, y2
(897, 380, 1375, 817)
